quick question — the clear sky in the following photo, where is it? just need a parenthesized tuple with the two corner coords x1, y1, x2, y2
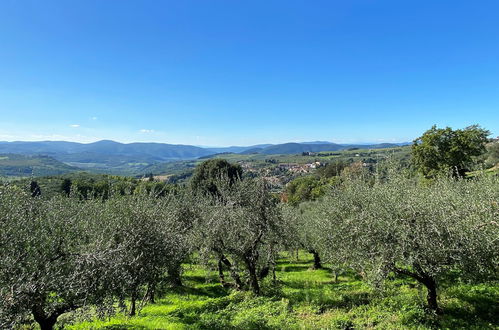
(0, 0, 498, 146)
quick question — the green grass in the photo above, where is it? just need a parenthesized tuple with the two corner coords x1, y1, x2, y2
(64, 252, 498, 329)
(467, 164, 499, 178)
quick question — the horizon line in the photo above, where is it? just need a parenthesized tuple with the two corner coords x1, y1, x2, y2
(0, 138, 412, 148)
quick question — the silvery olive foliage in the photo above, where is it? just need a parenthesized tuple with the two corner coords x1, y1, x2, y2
(158, 192, 199, 289)
(99, 190, 198, 315)
(101, 194, 171, 316)
(283, 204, 324, 269)
(0, 185, 199, 329)
(302, 173, 499, 312)
(0, 186, 118, 329)
(197, 178, 288, 294)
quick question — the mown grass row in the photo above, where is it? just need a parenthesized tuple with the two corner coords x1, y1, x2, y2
(63, 252, 498, 329)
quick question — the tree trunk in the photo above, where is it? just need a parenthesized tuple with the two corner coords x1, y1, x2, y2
(36, 318, 57, 330)
(422, 276, 441, 314)
(247, 262, 260, 295)
(147, 282, 156, 304)
(258, 266, 270, 280)
(168, 266, 183, 287)
(218, 258, 228, 287)
(129, 292, 137, 316)
(310, 250, 322, 269)
(394, 265, 442, 314)
(32, 306, 59, 330)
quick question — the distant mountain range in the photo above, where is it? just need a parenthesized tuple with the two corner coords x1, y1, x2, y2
(0, 140, 213, 160)
(0, 140, 410, 177)
(207, 141, 409, 155)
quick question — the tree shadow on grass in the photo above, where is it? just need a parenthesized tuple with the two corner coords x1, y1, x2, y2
(101, 325, 147, 329)
(278, 265, 312, 272)
(442, 287, 499, 328)
(183, 274, 208, 283)
(170, 284, 230, 298)
(285, 286, 371, 310)
(275, 259, 313, 267)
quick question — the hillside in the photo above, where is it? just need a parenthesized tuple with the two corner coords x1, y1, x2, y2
(142, 146, 412, 188)
(0, 140, 410, 177)
(0, 154, 79, 177)
(0, 141, 214, 176)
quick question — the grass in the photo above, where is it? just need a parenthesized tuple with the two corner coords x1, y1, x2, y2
(64, 252, 498, 329)
(467, 164, 499, 178)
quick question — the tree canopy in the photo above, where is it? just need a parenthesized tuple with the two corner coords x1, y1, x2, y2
(190, 159, 243, 196)
(412, 125, 489, 178)
(300, 174, 499, 313)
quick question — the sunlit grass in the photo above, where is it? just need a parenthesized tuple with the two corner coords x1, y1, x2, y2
(65, 252, 498, 329)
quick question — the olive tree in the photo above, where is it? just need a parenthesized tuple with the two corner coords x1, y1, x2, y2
(157, 191, 199, 290)
(283, 205, 323, 269)
(102, 194, 174, 316)
(306, 174, 499, 313)
(0, 187, 117, 330)
(197, 178, 287, 294)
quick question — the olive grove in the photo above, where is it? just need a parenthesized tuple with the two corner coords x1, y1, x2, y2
(299, 173, 499, 313)
(1, 155, 498, 329)
(196, 178, 289, 294)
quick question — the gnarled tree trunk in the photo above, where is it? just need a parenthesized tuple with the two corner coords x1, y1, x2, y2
(245, 258, 260, 295)
(168, 265, 183, 287)
(309, 249, 322, 269)
(218, 258, 228, 287)
(32, 310, 58, 330)
(421, 275, 440, 314)
(32, 302, 74, 330)
(394, 264, 442, 314)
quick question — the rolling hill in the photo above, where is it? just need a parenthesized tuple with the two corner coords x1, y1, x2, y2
(0, 140, 409, 177)
(0, 140, 215, 175)
(0, 154, 80, 177)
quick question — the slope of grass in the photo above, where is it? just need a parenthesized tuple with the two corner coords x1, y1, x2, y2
(64, 253, 498, 329)
(467, 164, 499, 178)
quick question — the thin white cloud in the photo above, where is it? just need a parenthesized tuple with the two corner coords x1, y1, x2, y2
(0, 134, 15, 140)
(139, 129, 154, 133)
(90, 117, 97, 120)
(69, 124, 80, 128)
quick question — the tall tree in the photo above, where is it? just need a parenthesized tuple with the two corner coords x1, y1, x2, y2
(412, 125, 489, 178)
(60, 178, 72, 196)
(29, 180, 41, 197)
(190, 159, 242, 196)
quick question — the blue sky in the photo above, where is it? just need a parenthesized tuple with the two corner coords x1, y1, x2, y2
(0, 0, 498, 146)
